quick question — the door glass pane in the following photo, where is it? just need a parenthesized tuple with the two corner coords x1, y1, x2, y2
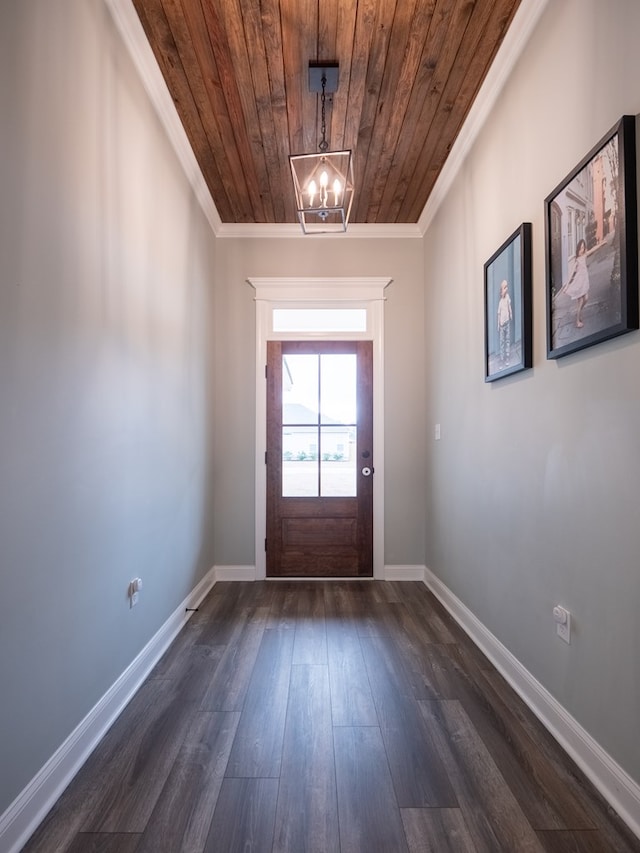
(283, 355, 318, 424)
(320, 426, 356, 496)
(283, 426, 319, 496)
(320, 354, 356, 425)
(282, 354, 319, 496)
(273, 308, 367, 332)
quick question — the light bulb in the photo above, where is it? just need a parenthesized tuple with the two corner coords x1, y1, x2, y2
(333, 178, 342, 205)
(307, 180, 317, 206)
(320, 170, 329, 188)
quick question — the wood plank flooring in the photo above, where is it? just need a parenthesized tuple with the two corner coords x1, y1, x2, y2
(23, 581, 640, 853)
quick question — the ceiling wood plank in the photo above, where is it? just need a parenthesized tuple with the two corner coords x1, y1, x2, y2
(318, 0, 338, 64)
(329, 0, 358, 153)
(317, 0, 339, 153)
(354, 0, 424, 221)
(366, 0, 437, 222)
(351, 0, 401, 222)
(377, 0, 477, 222)
(281, 0, 318, 158)
(396, 0, 497, 221)
(402, 0, 521, 221)
(133, 0, 236, 221)
(207, 0, 277, 222)
(195, 0, 271, 222)
(232, 0, 285, 222)
(161, 0, 257, 221)
(342, 0, 378, 156)
(260, 0, 296, 222)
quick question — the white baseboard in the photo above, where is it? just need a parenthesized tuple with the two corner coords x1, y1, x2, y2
(214, 565, 257, 581)
(423, 566, 640, 841)
(0, 567, 217, 853)
(384, 564, 427, 581)
(214, 565, 428, 582)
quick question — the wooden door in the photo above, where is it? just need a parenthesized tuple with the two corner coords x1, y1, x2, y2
(266, 340, 373, 577)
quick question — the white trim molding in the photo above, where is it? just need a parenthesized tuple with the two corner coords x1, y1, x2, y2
(250, 277, 391, 582)
(423, 566, 640, 842)
(0, 568, 217, 853)
(384, 565, 428, 581)
(212, 567, 429, 583)
(216, 223, 423, 240)
(214, 565, 257, 582)
(247, 276, 392, 303)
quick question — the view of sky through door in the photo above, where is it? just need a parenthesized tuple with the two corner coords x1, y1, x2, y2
(282, 353, 357, 497)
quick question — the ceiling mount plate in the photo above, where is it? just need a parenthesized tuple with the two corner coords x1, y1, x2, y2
(309, 62, 339, 93)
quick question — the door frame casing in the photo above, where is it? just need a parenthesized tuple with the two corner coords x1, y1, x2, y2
(249, 277, 391, 580)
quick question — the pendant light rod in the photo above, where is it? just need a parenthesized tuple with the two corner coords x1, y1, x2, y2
(319, 75, 328, 152)
(309, 62, 338, 152)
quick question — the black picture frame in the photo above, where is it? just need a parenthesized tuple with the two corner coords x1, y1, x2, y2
(484, 222, 532, 382)
(545, 115, 638, 359)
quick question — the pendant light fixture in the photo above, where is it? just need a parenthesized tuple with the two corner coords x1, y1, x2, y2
(289, 62, 354, 234)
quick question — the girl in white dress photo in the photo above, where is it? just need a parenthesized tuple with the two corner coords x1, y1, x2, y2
(559, 238, 590, 328)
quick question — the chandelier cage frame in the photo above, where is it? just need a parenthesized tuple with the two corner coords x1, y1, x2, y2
(289, 62, 354, 234)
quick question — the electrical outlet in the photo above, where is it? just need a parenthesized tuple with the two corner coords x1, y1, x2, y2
(434, 423, 441, 440)
(553, 605, 571, 644)
(128, 579, 142, 608)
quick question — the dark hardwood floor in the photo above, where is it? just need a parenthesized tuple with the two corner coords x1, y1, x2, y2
(23, 581, 640, 852)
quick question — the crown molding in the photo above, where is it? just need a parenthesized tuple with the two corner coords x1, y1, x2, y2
(216, 222, 423, 239)
(419, 0, 549, 235)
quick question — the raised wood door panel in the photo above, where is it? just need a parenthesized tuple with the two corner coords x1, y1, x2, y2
(266, 340, 373, 577)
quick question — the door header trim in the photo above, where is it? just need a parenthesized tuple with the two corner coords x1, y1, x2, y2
(248, 277, 392, 302)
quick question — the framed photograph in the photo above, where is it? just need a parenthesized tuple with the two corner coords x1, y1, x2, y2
(545, 115, 638, 359)
(484, 222, 532, 382)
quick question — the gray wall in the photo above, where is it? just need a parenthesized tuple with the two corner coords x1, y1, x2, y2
(0, 1, 217, 814)
(212, 236, 427, 567)
(424, 0, 640, 785)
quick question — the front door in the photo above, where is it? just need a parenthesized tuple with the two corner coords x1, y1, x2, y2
(266, 340, 373, 577)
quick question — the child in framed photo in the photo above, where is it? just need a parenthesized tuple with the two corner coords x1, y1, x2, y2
(556, 238, 590, 329)
(497, 279, 513, 365)
(484, 222, 532, 382)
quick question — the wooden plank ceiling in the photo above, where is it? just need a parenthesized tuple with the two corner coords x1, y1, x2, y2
(132, 0, 522, 225)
